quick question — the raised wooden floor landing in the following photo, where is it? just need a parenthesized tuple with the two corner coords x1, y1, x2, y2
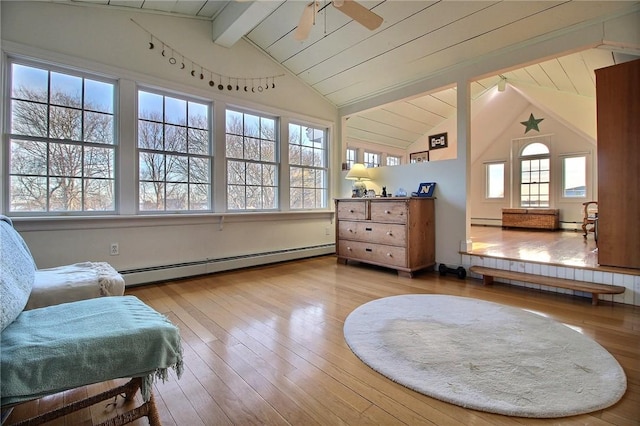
(468, 225, 639, 274)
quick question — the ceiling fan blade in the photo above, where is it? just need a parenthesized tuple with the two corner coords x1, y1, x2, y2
(294, 1, 318, 41)
(333, 0, 383, 31)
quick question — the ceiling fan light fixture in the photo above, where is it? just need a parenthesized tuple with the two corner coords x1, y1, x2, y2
(498, 75, 507, 92)
(294, 1, 319, 41)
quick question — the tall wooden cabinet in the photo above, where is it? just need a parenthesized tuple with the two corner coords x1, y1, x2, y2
(595, 58, 640, 269)
(335, 197, 435, 277)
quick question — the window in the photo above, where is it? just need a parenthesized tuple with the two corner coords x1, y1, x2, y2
(562, 155, 586, 197)
(364, 151, 380, 168)
(386, 156, 401, 166)
(8, 62, 116, 213)
(520, 142, 550, 207)
(225, 109, 278, 210)
(486, 162, 505, 198)
(345, 148, 356, 170)
(137, 90, 211, 212)
(289, 124, 328, 209)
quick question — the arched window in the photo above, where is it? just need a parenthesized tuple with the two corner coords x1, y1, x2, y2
(520, 142, 550, 207)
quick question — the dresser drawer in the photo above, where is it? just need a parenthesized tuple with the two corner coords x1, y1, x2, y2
(337, 201, 367, 220)
(338, 221, 407, 246)
(370, 201, 407, 223)
(338, 240, 407, 268)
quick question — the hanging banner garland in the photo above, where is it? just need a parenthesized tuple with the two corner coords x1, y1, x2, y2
(131, 19, 283, 93)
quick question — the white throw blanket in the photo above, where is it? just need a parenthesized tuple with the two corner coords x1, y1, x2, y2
(25, 262, 125, 310)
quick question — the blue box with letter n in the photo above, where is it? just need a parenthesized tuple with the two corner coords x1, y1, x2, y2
(417, 182, 436, 197)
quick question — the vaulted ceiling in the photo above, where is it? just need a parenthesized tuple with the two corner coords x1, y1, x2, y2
(65, 0, 640, 150)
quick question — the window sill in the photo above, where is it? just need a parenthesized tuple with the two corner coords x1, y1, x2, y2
(11, 210, 335, 232)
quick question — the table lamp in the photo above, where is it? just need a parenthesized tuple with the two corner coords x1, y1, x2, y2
(345, 163, 370, 197)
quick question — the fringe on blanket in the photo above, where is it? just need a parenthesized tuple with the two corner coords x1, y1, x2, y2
(140, 329, 185, 402)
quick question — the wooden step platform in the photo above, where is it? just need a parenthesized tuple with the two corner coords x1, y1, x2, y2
(469, 266, 625, 305)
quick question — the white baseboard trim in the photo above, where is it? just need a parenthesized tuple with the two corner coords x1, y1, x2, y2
(122, 244, 336, 286)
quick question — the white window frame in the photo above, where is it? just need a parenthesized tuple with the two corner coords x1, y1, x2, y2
(519, 141, 550, 208)
(288, 122, 328, 210)
(561, 154, 587, 198)
(363, 151, 380, 168)
(225, 107, 279, 211)
(386, 155, 401, 166)
(6, 58, 117, 215)
(137, 87, 212, 213)
(485, 161, 505, 199)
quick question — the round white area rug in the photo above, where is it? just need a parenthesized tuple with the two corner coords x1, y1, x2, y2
(343, 295, 626, 418)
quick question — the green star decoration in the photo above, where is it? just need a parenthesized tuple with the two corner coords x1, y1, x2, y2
(521, 113, 544, 133)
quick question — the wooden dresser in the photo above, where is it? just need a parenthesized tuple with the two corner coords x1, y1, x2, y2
(335, 197, 435, 277)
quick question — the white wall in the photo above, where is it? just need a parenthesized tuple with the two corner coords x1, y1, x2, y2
(1, 2, 338, 282)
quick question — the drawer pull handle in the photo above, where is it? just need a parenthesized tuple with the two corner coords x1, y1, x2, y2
(384, 210, 390, 214)
(365, 248, 372, 252)
(348, 209, 354, 213)
(365, 227, 372, 231)
(386, 231, 392, 236)
(348, 228, 353, 233)
(347, 246, 352, 251)
(386, 253, 392, 257)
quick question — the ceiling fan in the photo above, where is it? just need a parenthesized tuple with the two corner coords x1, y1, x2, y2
(294, 0, 383, 41)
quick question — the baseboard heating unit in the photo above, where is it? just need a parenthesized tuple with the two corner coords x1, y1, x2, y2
(121, 244, 335, 286)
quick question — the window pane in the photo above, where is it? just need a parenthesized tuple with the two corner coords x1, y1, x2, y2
(140, 181, 165, 211)
(486, 163, 504, 198)
(51, 72, 82, 108)
(138, 121, 164, 150)
(165, 124, 188, 153)
(50, 106, 82, 140)
(85, 146, 114, 179)
(49, 143, 82, 177)
(188, 102, 208, 129)
(11, 140, 47, 175)
(12, 64, 48, 100)
(188, 129, 209, 155)
(563, 156, 586, 197)
(11, 100, 48, 137)
(10, 176, 47, 211)
(84, 178, 114, 210)
(139, 91, 163, 120)
(165, 97, 186, 125)
(84, 111, 114, 144)
(85, 79, 113, 113)
(50, 177, 82, 211)
(522, 142, 549, 156)
(244, 114, 260, 137)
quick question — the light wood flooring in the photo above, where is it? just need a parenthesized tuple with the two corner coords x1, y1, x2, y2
(5, 254, 639, 425)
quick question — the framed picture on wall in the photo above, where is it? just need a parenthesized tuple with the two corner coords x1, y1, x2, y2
(410, 151, 429, 163)
(429, 132, 448, 150)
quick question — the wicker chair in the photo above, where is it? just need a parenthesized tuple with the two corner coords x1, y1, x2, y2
(582, 201, 598, 239)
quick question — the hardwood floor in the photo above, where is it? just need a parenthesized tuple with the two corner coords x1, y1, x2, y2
(469, 226, 601, 268)
(5, 255, 639, 425)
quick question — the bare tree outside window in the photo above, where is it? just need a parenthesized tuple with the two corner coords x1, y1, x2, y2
(9, 63, 115, 213)
(225, 109, 278, 210)
(289, 123, 327, 209)
(138, 90, 211, 212)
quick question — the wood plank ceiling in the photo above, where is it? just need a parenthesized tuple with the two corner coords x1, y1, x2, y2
(67, 0, 640, 150)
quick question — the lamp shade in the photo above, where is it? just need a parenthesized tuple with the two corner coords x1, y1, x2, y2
(345, 163, 370, 181)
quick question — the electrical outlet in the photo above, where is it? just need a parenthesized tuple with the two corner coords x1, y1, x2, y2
(110, 243, 119, 256)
